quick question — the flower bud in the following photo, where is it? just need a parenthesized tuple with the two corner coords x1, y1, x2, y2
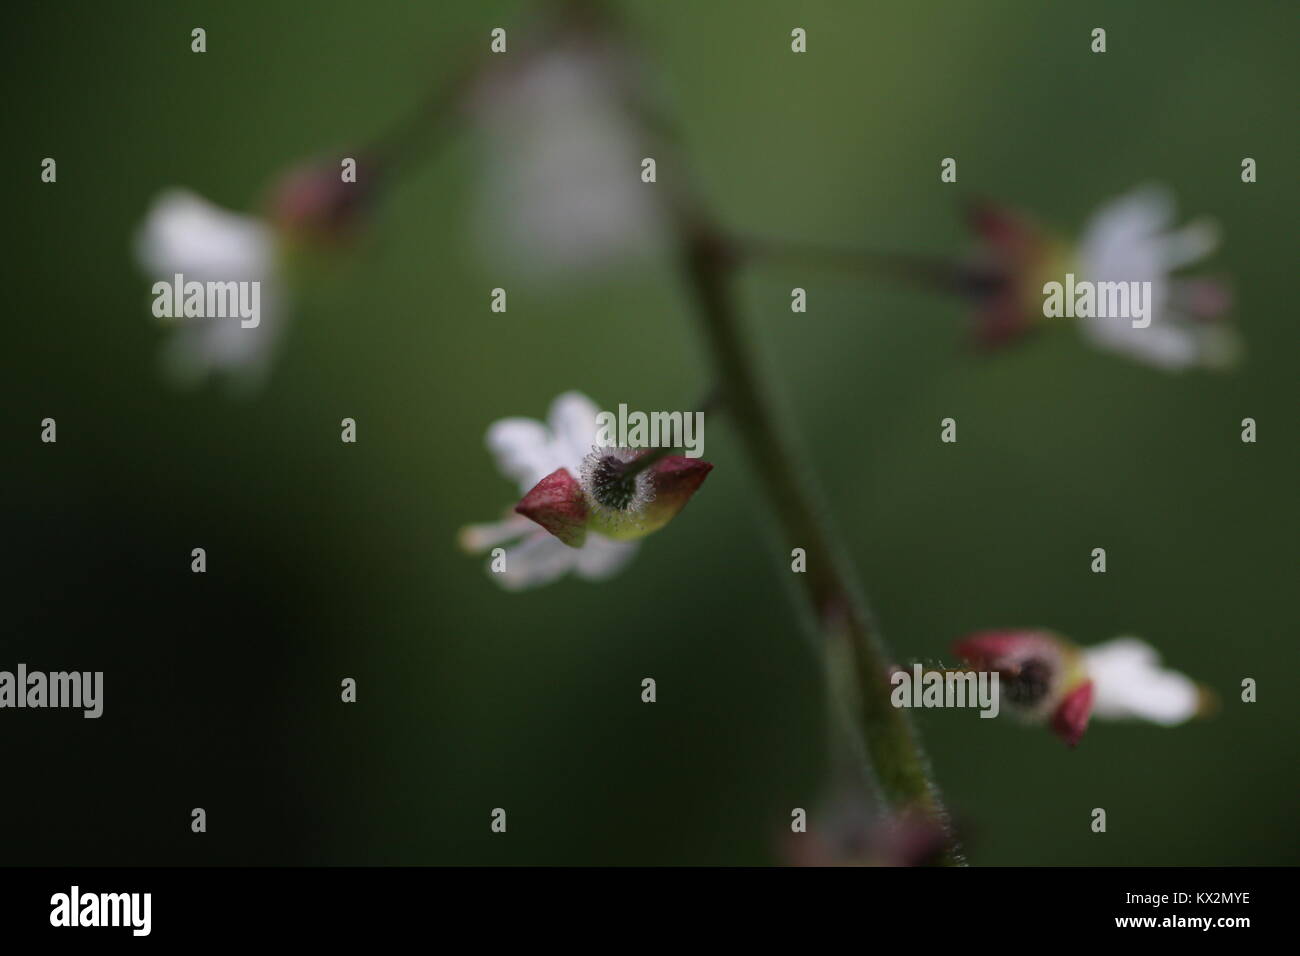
(513, 451, 712, 548)
(583, 451, 713, 540)
(514, 468, 589, 547)
(965, 203, 1066, 348)
(952, 629, 1092, 747)
(1051, 680, 1095, 749)
(268, 156, 378, 243)
(954, 629, 1207, 747)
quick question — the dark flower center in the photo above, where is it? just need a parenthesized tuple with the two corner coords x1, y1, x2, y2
(1003, 658, 1052, 707)
(587, 455, 640, 511)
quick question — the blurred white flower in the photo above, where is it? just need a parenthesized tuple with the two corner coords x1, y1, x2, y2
(1083, 636, 1202, 726)
(1076, 185, 1238, 370)
(459, 391, 638, 590)
(470, 37, 664, 276)
(135, 188, 285, 392)
(954, 630, 1205, 746)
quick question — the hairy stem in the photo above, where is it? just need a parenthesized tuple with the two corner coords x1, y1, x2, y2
(677, 222, 963, 865)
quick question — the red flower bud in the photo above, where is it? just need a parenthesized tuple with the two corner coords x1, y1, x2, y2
(268, 157, 378, 243)
(641, 456, 713, 525)
(953, 628, 1092, 746)
(1051, 680, 1094, 749)
(514, 468, 589, 547)
(965, 202, 1060, 348)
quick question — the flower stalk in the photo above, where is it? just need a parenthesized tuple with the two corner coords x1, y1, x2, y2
(739, 235, 1003, 299)
(676, 222, 962, 865)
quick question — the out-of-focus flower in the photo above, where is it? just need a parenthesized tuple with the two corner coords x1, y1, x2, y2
(469, 32, 665, 276)
(784, 792, 947, 867)
(968, 185, 1239, 370)
(461, 391, 705, 590)
(952, 630, 1207, 748)
(135, 188, 284, 391)
(136, 160, 372, 392)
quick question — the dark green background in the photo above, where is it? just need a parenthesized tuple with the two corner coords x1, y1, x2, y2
(6, 1, 1296, 864)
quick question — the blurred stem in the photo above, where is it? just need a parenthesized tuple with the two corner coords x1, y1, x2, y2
(619, 445, 673, 478)
(739, 235, 1003, 299)
(677, 221, 963, 865)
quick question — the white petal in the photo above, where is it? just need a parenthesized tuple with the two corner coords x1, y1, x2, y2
(486, 417, 563, 492)
(458, 513, 537, 554)
(546, 391, 601, 472)
(159, 284, 286, 390)
(1078, 315, 1202, 370)
(1084, 637, 1200, 725)
(1158, 219, 1219, 270)
(1073, 184, 1234, 372)
(493, 532, 579, 591)
(135, 188, 275, 281)
(1084, 185, 1174, 246)
(573, 534, 639, 581)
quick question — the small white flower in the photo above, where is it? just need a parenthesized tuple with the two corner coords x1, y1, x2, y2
(955, 629, 1205, 746)
(1076, 185, 1238, 370)
(1083, 636, 1202, 726)
(470, 38, 664, 276)
(135, 188, 285, 392)
(459, 391, 638, 590)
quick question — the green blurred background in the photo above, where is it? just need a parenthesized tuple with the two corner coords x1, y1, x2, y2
(6, 0, 1296, 864)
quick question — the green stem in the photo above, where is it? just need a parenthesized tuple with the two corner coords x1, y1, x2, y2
(677, 223, 963, 865)
(739, 235, 1003, 299)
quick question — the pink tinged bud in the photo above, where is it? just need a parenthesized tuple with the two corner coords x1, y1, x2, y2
(965, 202, 1054, 348)
(1051, 680, 1094, 748)
(515, 468, 589, 548)
(268, 157, 378, 243)
(952, 629, 1063, 671)
(642, 456, 713, 525)
(954, 629, 1096, 746)
(783, 801, 946, 868)
(867, 813, 949, 868)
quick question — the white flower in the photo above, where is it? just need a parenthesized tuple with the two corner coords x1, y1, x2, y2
(470, 38, 664, 276)
(1083, 637, 1201, 725)
(955, 629, 1205, 745)
(459, 392, 638, 590)
(135, 188, 285, 392)
(1076, 185, 1239, 370)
